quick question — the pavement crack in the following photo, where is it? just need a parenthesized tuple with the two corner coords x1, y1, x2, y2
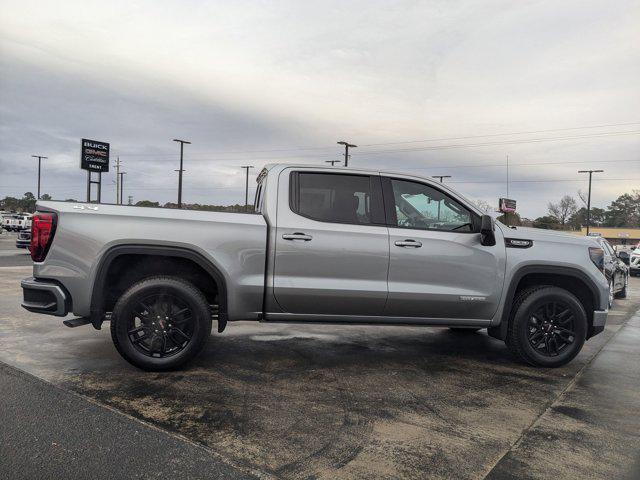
(480, 318, 635, 479)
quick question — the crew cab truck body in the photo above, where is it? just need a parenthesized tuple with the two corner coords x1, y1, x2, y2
(22, 164, 610, 370)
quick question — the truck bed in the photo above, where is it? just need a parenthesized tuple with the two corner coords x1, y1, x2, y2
(33, 201, 268, 320)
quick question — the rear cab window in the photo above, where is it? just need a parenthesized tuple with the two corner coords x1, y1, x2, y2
(290, 172, 385, 225)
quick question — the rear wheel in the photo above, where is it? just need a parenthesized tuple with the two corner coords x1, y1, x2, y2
(506, 286, 587, 367)
(110, 276, 212, 371)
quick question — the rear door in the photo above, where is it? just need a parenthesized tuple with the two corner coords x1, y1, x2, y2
(273, 169, 389, 316)
(382, 176, 505, 320)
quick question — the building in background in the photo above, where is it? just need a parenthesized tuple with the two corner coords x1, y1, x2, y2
(571, 227, 640, 250)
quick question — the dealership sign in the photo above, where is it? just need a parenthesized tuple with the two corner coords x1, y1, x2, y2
(81, 139, 110, 172)
(499, 198, 516, 213)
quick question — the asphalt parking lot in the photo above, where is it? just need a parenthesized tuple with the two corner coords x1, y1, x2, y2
(1, 231, 639, 479)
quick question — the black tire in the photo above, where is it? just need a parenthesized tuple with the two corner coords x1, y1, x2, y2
(449, 327, 482, 333)
(110, 276, 212, 371)
(506, 286, 587, 368)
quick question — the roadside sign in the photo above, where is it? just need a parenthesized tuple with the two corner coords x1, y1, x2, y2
(499, 198, 516, 213)
(81, 139, 110, 172)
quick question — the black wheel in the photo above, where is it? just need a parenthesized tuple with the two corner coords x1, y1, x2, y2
(110, 276, 212, 371)
(506, 286, 587, 368)
(449, 327, 482, 333)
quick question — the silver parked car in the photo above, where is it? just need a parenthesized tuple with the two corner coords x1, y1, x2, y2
(21, 164, 609, 370)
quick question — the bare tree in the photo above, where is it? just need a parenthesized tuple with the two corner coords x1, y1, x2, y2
(577, 189, 588, 207)
(473, 199, 494, 213)
(548, 195, 578, 228)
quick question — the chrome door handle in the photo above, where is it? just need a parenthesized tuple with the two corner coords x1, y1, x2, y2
(282, 232, 313, 241)
(394, 239, 422, 248)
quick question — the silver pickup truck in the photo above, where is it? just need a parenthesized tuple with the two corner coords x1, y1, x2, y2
(22, 164, 610, 370)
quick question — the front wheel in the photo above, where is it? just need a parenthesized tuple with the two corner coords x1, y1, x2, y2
(110, 276, 212, 371)
(506, 286, 587, 368)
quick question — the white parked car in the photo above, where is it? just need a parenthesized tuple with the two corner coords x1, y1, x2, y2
(21, 214, 33, 231)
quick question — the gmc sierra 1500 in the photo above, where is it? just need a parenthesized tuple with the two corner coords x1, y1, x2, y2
(22, 164, 609, 370)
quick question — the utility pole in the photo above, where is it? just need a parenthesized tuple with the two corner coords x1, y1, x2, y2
(325, 160, 341, 166)
(432, 175, 451, 183)
(31, 155, 47, 199)
(115, 156, 122, 204)
(337, 141, 357, 167)
(241, 166, 254, 210)
(118, 172, 127, 206)
(506, 154, 510, 197)
(173, 139, 191, 208)
(578, 169, 604, 236)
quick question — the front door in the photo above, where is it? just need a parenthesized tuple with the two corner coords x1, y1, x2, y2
(273, 169, 389, 316)
(382, 176, 505, 320)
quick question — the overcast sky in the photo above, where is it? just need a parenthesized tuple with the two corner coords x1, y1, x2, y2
(1, 0, 638, 217)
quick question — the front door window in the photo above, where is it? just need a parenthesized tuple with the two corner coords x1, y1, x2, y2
(390, 179, 473, 232)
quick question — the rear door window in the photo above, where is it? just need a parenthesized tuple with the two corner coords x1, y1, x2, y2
(291, 172, 381, 225)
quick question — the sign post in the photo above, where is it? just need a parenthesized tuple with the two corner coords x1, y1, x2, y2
(81, 139, 110, 203)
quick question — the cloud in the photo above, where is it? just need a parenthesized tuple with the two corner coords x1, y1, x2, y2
(1, 0, 638, 214)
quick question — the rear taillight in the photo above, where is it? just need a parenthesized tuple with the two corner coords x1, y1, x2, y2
(589, 247, 605, 274)
(30, 212, 57, 262)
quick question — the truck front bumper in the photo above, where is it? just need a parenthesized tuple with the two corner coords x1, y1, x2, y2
(593, 310, 608, 327)
(21, 277, 69, 317)
(589, 309, 608, 338)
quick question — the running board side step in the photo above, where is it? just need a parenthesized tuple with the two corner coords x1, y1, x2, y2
(63, 317, 93, 328)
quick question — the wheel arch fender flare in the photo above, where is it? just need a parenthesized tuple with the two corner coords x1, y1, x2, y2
(488, 265, 601, 341)
(89, 244, 228, 331)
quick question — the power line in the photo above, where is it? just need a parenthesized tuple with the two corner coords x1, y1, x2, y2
(4, 177, 638, 192)
(107, 121, 640, 157)
(123, 129, 640, 162)
(26, 128, 640, 168)
(402, 158, 640, 170)
(358, 121, 640, 147)
(448, 177, 639, 184)
(356, 130, 640, 156)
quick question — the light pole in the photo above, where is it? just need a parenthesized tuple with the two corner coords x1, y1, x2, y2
(241, 166, 254, 210)
(337, 141, 357, 167)
(578, 169, 604, 236)
(115, 156, 121, 204)
(118, 172, 127, 206)
(325, 160, 341, 166)
(31, 155, 47, 199)
(173, 139, 191, 208)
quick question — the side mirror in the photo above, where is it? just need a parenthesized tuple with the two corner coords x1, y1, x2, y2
(618, 251, 630, 265)
(480, 215, 496, 246)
